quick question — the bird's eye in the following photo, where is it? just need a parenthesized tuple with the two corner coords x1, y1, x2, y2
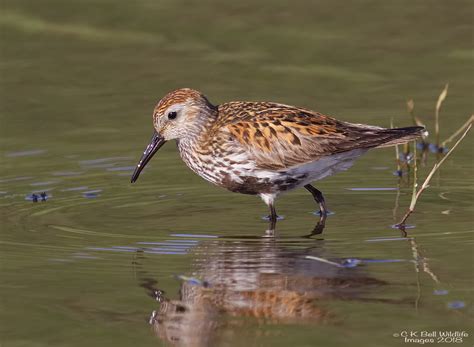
(168, 111, 177, 120)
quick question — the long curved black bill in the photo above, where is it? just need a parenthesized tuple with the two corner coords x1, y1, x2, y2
(131, 131, 166, 183)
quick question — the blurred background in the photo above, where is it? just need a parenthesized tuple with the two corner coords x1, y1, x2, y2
(1, 1, 473, 346)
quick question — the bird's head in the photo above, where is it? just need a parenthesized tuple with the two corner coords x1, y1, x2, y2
(152, 88, 216, 141)
(131, 88, 216, 183)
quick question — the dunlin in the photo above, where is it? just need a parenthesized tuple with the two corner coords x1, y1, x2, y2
(131, 88, 423, 227)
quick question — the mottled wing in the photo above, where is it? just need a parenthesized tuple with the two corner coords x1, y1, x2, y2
(217, 102, 421, 170)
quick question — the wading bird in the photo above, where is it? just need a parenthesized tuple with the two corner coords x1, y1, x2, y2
(131, 88, 423, 228)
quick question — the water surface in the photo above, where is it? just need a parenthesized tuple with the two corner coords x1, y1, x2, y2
(1, 1, 473, 346)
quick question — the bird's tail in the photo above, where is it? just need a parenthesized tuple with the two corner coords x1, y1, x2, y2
(374, 126, 426, 148)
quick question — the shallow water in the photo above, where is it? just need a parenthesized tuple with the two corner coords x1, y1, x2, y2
(1, 1, 473, 346)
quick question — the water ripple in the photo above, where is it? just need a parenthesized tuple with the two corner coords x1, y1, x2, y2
(6, 149, 46, 157)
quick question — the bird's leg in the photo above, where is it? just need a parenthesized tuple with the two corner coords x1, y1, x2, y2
(268, 203, 277, 231)
(304, 184, 328, 216)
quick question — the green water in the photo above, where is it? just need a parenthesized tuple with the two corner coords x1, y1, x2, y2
(1, 1, 473, 346)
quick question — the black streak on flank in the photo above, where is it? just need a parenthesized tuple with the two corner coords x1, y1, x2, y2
(220, 174, 273, 195)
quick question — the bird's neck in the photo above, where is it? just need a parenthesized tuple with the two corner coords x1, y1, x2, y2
(180, 108, 218, 147)
(176, 130, 212, 176)
(177, 108, 218, 156)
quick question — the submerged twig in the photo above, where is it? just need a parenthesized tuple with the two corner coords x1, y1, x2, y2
(397, 123, 472, 227)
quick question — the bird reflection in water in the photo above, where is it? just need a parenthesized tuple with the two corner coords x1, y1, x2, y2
(136, 219, 387, 346)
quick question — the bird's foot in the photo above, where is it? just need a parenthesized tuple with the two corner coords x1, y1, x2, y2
(262, 215, 285, 221)
(313, 210, 334, 217)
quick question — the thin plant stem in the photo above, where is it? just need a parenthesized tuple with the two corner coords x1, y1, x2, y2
(407, 99, 424, 127)
(395, 143, 401, 173)
(435, 84, 449, 147)
(407, 99, 415, 123)
(442, 114, 474, 147)
(409, 142, 418, 212)
(403, 143, 410, 165)
(397, 123, 472, 227)
(391, 118, 402, 177)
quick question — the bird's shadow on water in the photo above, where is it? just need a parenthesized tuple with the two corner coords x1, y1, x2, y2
(133, 216, 413, 346)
